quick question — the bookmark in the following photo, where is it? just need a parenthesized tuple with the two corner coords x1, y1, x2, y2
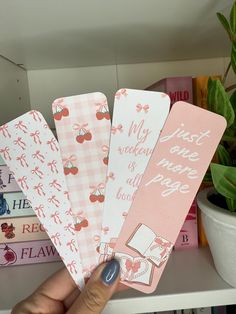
(99, 89, 170, 261)
(52, 93, 111, 277)
(0, 111, 84, 288)
(114, 101, 226, 293)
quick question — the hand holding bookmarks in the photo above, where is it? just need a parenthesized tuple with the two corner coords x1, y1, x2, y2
(114, 102, 226, 293)
(0, 91, 226, 294)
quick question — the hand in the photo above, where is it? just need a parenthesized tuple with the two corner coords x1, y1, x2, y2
(12, 259, 120, 314)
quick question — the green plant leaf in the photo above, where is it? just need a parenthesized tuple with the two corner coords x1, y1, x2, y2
(230, 1, 236, 35)
(222, 133, 236, 141)
(231, 42, 236, 74)
(226, 197, 236, 211)
(210, 163, 236, 200)
(230, 89, 236, 111)
(207, 78, 235, 127)
(217, 12, 232, 40)
(217, 144, 232, 165)
(203, 169, 212, 183)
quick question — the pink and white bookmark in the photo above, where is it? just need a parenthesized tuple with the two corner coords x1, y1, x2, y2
(52, 93, 111, 277)
(99, 89, 170, 261)
(0, 111, 84, 288)
(114, 102, 226, 293)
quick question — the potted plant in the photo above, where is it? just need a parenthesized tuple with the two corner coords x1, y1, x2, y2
(197, 1, 236, 287)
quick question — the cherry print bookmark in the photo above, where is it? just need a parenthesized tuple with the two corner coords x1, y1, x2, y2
(52, 93, 111, 277)
(0, 111, 84, 288)
(100, 89, 170, 262)
(114, 101, 226, 293)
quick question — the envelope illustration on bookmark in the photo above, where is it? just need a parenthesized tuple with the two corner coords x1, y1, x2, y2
(0, 111, 84, 288)
(52, 93, 111, 277)
(99, 89, 170, 262)
(114, 102, 226, 293)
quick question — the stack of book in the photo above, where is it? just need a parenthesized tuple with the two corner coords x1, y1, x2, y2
(0, 155, 61, 267)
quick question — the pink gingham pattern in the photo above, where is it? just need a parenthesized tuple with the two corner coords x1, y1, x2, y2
(53, 93, 111, 277)
(0, 112, 84, 288)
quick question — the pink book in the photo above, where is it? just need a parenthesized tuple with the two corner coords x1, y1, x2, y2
(145, 76, 193, 107)
(174, 199, 198, 249)
(0, 239, 61, 266)
(0, 216, 49, 243)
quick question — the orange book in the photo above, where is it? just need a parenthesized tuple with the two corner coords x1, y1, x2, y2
(193, 75, 221, 109)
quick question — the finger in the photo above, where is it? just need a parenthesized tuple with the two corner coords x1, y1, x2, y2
(67, 259, 120, 314)
(36, 266, 78, 301)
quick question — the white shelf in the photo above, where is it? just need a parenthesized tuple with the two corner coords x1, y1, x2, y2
(0, 247, 235, 314)
(0, 0, 232, 70)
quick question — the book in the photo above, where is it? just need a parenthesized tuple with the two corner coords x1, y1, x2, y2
(0, 192, 34, 218)
(0, 165, 21, 193)
(145, 76, 193, 106)
(174, 199, 198, 249)
(193, 75, 221, 109)
(0, 216, 49, 243)
(0, 239, 61, 266)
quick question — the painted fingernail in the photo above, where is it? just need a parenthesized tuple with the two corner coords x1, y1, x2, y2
(101, 259, 120, 285)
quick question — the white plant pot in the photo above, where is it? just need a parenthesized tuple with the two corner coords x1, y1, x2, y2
(197, 187, 236, 287)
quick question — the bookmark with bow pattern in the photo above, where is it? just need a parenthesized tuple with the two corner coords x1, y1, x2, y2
(0, 111, 84, 288)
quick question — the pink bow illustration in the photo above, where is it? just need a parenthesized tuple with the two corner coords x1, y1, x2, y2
(106, 172, 115, 182)
(111, 124, 123, 134)
(95, 100, 108, 111)
(0, 147, 11, 161)
(0, 124, 11, 138)
(90, 183, 105, 194)
(15, 121, 28, 133)
(62, 155, 77, 167)
(73, 123, 89, 133)
(150, 237, 173, 258)
(136, 104, 149, 113)
(29, 110, 42, 122)
(115, 89, 128, 99)
(125, 260, 141, 273)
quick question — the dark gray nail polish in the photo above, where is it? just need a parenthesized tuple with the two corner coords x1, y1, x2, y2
(101, 259, 120, 285)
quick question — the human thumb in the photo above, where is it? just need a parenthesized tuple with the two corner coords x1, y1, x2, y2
(67, 259, 120, 314)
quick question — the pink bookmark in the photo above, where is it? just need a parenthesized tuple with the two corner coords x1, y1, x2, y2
(52, 93, 111, 277)
(0, 111, 84, 288)
(114, 102, 226, 293)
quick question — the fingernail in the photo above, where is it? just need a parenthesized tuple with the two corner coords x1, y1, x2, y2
(101, 259, 120, 286)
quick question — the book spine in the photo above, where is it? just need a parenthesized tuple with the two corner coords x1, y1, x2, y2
(193, 75, 221, 109)
(0, 216, 49, 243)
(145, 76, 193, 107)
(0, 192, 34, 218)
(0, 165, 21, 193)
(166, 77, 193, 106)
(175, 199, 198, 249)
(0, 239, 61, 266)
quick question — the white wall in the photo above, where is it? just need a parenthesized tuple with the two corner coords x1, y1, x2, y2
(0, 57, 30, 125)
(28, 57, 232, 128)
